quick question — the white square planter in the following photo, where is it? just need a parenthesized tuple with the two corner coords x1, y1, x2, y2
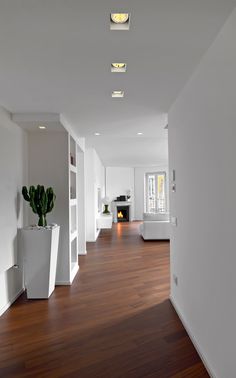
(20, 226, 60, 299)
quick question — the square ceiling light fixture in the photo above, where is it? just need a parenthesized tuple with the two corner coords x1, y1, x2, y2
(111, 63, 127, 73)
(112, 90, 125, 98)
(110, 13, 130, 30)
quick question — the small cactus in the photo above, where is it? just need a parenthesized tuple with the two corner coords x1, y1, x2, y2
(22, 185, 56, 227)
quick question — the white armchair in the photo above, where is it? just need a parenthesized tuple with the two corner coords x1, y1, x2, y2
(139, 213, 170, 240)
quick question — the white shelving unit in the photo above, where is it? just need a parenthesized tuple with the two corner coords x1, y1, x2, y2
(69, 136, 79, 283)
(69, 164, 77, 174)
(70, 198, 77, 206)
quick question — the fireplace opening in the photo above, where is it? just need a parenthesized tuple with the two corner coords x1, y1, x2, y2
(117, 206, 129, 222)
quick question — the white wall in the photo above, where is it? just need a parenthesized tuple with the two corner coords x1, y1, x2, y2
(106, 167, 134, 201)
(85, 148, 105, 241)
(134, 166, 169, 220)
(0, 107, 28, 316)
(169, 8, 236, 378)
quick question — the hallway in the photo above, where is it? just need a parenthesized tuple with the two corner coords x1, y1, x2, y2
(0, 223, 208, 377)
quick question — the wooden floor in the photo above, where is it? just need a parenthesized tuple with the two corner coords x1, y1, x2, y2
(0, 222, 208, 377)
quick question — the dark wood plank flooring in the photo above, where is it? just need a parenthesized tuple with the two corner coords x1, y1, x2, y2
(0, 222, 208, 377)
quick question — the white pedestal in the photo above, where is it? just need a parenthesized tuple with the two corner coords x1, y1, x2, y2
(97, 213, 113, 229)
(20, 226, 60, 299)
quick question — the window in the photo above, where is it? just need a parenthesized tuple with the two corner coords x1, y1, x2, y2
(145, 172, 166, 213)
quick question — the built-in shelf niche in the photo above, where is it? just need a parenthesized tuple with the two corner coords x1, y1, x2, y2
(70, 204, 77, 235)
(71, 238, 78, 266)
(70, 136, 77, 167)
(70, 170, 77, 199)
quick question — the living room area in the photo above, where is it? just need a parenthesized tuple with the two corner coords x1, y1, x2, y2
(85, 137, 169, 242)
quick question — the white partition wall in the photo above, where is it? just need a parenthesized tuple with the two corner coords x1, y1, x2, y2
(85, 148, 105, 242)
(77, 150, 86, 254)
(68, 136, 79, 282)
(0, 107, 28, 316)
(169, 8, 236, 377)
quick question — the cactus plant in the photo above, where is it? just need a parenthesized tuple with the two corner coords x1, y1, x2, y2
(22, 185, 56, 227)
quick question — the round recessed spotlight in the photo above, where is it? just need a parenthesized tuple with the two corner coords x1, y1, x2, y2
(137, 132, 143, 135)
(111, 13, 129, 24)
(38, 125, 46, 129)
(94, 132, 100, 136)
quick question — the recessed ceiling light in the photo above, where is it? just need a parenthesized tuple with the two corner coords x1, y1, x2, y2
(111, 63, 127, 73)
(137, 132, 143, 135)
(111, 13, 129, 24)
(112, 90, 125, 98)
(38, 125, 46, 129)
(110, 13, 130, 30)
(94, 132, 100, 136)
(112, 63, 125, 68)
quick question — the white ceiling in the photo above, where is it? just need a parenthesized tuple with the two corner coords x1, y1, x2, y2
(86, 136, 168, 167)
(0, 0, 235, 165)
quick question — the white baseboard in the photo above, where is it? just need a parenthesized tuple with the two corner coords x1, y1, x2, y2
(0, 288, 25, 317)
(170, 295, 216, 378)
(95, 228, 100, 240)
(78, 250, 87, 255)
(55, 281, 72, 286)
(56, 264, 79, 286)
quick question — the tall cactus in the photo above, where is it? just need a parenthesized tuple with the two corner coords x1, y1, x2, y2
(22, 185, 56, 227)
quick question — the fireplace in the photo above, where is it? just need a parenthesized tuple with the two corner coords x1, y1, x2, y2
(117, 206, 130, 222)
(112, 201, 132, 223)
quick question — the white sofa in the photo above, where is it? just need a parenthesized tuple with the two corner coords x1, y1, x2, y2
(139, 213, 170, 240)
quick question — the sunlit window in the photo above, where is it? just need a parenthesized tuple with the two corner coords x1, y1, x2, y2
(145, 172, 166, 213)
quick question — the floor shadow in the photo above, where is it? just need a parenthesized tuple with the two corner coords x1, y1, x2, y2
(59, 300, 209, 378)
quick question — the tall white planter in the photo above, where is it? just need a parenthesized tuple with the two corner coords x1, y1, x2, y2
(20, 226, 60, 299)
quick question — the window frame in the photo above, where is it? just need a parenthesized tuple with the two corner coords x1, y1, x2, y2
(145, 171, 167, 213)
